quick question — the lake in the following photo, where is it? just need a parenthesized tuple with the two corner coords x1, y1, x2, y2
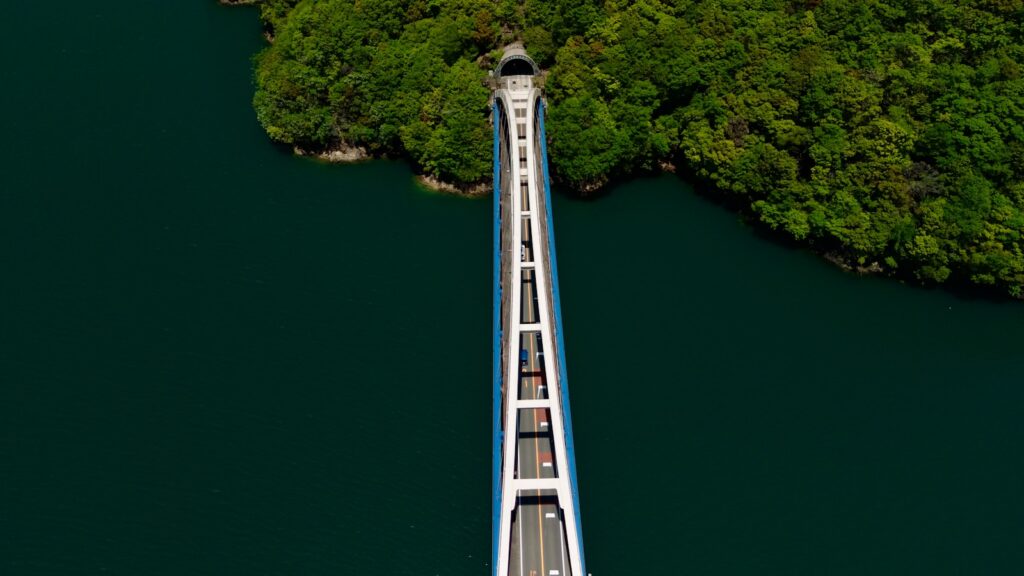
(1, 2, 1022, 574)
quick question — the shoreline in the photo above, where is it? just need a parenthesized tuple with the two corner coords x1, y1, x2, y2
(294, 142, 1021, 300)
(293, 143, 370, 164)
(295, 143, 488, 198)
(415, 174, 489, 198)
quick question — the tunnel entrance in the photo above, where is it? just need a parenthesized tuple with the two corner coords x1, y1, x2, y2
(495, 44, 539, 78)
(499, 57, 537, 77)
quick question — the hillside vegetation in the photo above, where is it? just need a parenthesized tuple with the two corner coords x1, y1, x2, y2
(245, 0, 1024, 296)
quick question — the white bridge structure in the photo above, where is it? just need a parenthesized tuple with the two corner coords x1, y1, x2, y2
(491, 46, 587, 576)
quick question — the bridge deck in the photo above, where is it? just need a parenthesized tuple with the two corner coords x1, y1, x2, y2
(494, 72, 585, 576)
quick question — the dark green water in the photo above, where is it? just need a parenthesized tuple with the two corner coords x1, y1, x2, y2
(2, 3, 1022, 574)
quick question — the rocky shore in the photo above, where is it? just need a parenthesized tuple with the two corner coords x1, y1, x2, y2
(293, 143, 370, 163)
(416, 175, 489, 197)
(294, 143, 488, 197)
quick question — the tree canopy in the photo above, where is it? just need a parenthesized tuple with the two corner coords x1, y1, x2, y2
(252, 0, 497, 184)
(244, 0, 1024, 297)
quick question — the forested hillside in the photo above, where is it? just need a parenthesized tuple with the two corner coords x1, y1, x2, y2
(243, 0, 1024, 296)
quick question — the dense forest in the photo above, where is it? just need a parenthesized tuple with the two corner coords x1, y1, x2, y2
(243, 0, 1024, 297)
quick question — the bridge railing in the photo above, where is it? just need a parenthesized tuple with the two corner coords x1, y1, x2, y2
(490, 100, 503, 576)
(534, 97, 587, 576)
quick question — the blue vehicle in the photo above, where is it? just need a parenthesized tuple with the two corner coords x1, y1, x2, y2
(520, 349, 528, 366)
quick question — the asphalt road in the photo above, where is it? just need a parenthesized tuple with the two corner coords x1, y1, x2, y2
(509, 213, 569, 576)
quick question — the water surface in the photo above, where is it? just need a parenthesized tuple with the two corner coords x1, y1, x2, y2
(1, 2, 1022, 574)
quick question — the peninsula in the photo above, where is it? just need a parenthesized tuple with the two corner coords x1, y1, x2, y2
(233, 0, 1024, 298)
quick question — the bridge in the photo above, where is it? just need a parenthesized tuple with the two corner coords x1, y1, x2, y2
(491, 46, 587, 576)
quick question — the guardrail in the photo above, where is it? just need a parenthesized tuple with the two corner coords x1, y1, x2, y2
(536, 98, 587, 576)
(491, 100, 503, 576)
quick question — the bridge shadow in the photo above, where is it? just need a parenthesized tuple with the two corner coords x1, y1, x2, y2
(516, 494, 560, 507)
